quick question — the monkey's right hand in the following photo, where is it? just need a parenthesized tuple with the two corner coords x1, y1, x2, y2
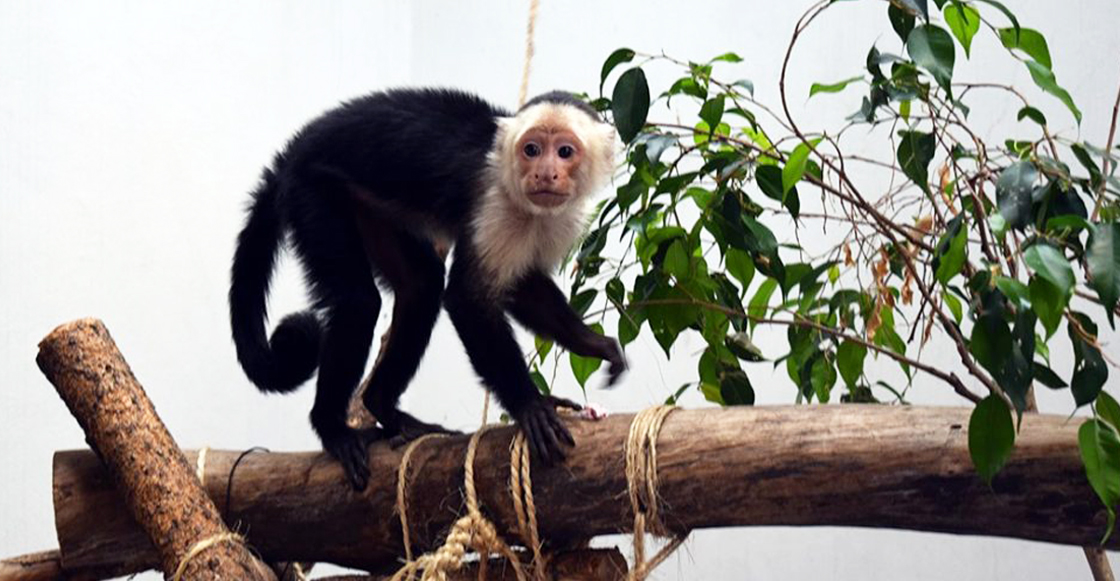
(515, 395, 581, 465)
(599, 337, 628, 387)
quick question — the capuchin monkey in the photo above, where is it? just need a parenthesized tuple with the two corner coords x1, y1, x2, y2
(229, 88, 626, 490)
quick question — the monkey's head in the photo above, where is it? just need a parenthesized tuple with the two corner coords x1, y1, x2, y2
(492, 92, 617, 216)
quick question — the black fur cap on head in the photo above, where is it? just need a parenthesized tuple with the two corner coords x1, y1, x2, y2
(519, 90, 602, 122)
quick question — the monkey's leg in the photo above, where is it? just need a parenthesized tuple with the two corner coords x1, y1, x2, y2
(508, 270, 628, 384)
(290, 180, 383, 491)
(350, 206, 456, 442)
(443, 255, 574, 465)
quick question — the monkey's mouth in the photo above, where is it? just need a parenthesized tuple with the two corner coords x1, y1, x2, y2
(527, 190, 570, 208)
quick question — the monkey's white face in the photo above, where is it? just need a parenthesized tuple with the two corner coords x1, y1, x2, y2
(515, 126, 585, 209)
(492, 102, 617, 217)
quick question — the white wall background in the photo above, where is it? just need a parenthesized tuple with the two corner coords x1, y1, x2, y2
(2, 1, 1118, 579)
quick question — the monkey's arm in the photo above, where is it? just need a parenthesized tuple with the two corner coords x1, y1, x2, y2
(507, 269, 627, 385)
(443, 257, 577, 463)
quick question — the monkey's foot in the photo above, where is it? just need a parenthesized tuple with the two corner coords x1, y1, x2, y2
(515, 395, 579, 466)
(387, 411, 462, 448)
(322, 426, 383, 491)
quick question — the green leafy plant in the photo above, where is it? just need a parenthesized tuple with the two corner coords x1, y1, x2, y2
(539, 0, 1120, 537)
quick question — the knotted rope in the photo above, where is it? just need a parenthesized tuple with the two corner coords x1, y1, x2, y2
(390, 426, 529, 581)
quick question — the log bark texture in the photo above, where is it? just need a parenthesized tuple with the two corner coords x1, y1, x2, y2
(52, 404, 1113, 576)
(38, 318, 275, 580)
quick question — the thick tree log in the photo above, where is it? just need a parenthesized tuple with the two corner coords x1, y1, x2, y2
(316, 549, 627, 580)
(52, 404, 1112, 576)
(37, 319, 275, 580)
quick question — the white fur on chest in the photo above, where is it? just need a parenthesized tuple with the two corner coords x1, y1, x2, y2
(470, 186, 587, 292)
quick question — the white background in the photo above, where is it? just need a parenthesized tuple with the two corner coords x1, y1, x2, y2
(2, 1, 1119, 579)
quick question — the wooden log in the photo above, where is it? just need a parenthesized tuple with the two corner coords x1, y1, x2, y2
(37, 318, 276, 580)
(316, 548, 627, 580)
(52, 404, 1113, 576)
(0, 550, 132, 581)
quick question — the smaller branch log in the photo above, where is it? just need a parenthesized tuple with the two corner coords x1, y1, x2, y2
(1086, 547, 1117, 581)
(0, 550, 130, 581)
(37, 318, 275, 581)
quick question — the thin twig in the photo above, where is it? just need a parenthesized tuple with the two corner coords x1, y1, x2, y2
(1091, 69, 1120, 221)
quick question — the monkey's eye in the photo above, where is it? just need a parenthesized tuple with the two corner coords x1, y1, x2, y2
(523, 143, 542, 157)
(558, 145, 575, 159)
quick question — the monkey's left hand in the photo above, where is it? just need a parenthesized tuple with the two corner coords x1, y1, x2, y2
(515, 395, 582, 465)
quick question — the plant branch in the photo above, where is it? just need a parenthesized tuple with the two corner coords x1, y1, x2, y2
(1091, 70, 1120, 221)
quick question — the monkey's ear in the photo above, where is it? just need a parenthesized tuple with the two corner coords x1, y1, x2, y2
(492, 116, 519, 156)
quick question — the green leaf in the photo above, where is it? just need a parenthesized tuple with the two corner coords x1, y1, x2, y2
(943, 290, 964, 323)
(975, 0, 1020, 36)
(725, 247, 755, 291)
(611, 68, 650, 144)
(889, 4, 916, 42)
(570, 289, 597, 317)
(998, 27, 1052, 69)
(534, 336, 553, 362)
(1088, 224, 1120, 328)
(618, 312, 640, 347)
(600, 48, 636, 93)
(969, 395, 1016, 485)
(837, 340, 867, 388)
(943, 2, 981, 58)
(699, 95, 726, 130)
(1017, 106, 1047, 127)
(1023, 243, 1075, 298)
(995, 276, 1031, 310)
(1070, 313, 1108, 407)
(809, 76, 863, 98)
(996, 161, 1038, 230)
(898, 0, 930, 21)
(730, 79, 757, 97)
(1079, 419, 1120, 539)
(747, 277, 778, 327)
(726, 332, 765, 362)
(1032, 362, 1068, 389)
(719, 370, 755, 406)
(605, 277, 625, 306)
(756, 164, 800, 218)
(970, 314, 1012, 372)
(530, 368, 550, 395)
(664, 239, 691, 280)
(568, 324, 604, 389)
(1099, 392, 1120, 433)
(783, 138, 822, 195)
(709, 51, 744, 64)
(897, 130, 937, 193)
(935, 215, 968, 285)
(1025, 60, 1082, 124)
(907, 24, 956, 91)
(1029, 276, 1067, 338)
(811, 355, 837, 403)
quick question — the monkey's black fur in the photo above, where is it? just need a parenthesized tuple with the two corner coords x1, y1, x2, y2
(230, 88, 624, 490)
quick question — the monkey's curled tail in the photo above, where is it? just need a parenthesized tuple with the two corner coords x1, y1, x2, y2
(229, 169, 322, 393)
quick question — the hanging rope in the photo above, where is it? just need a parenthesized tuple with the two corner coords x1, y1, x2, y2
(510, 432, 548, 580)
(518, 0, 542, 108)
(625, 405, 689, 581)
